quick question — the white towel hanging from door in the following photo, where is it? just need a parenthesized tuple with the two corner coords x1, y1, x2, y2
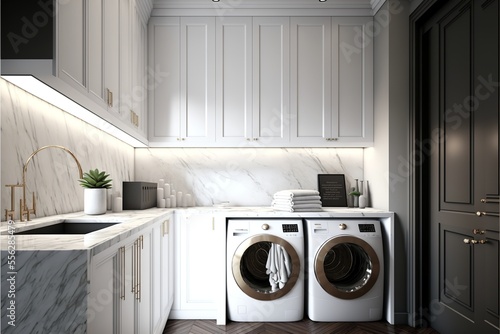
(265, 243, 291, 291)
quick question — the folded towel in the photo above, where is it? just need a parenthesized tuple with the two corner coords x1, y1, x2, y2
(273, 195, 322, 202)
(273, 207, 323, 212)
(272, 203, 322, 209)
(272, 199, 322, 206)
(272, 204, 323, 212)
(273, 189, 320, 198)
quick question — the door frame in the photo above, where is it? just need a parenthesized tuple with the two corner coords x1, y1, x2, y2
(409, 0, 450, 327)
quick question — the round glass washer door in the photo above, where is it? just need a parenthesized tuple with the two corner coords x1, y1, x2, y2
(232, 234, 301, 301)
(314, 235, 380, 300)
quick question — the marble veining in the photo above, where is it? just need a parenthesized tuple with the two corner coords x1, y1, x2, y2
(135, 147, 364, 207)
(1, 250, 87, 334)
(1, 79, 135, 221)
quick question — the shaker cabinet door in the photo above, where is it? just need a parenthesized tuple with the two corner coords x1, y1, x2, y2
(290, 17, 333, 146)
(149, 17, 216, 146)
(331, 17, 373, 145)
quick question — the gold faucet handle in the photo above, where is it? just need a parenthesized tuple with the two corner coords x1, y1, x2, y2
(5, 209, 15, 221)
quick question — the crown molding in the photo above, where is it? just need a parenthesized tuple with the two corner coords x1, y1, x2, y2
(152, 0, 386, 16)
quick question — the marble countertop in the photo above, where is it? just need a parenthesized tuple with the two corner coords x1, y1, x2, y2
(0, 207, 393, 252)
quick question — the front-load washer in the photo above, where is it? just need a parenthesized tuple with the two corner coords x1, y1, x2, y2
(305, 219, 384, 322)
(227, 219, 304, 322)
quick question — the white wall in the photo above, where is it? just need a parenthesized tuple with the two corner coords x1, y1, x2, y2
(365, 0, 411, 324)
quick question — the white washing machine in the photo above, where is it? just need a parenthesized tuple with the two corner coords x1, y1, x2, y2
(227, 219, 305, 322)
(305, 219, 384, 322)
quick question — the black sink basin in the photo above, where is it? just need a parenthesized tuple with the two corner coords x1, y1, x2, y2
(16, 221, 119, 235)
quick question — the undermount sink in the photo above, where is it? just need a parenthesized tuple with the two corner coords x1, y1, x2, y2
(15, 220, 120, 235)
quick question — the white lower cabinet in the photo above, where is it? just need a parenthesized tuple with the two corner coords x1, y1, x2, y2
(152, 218, 175, 333)
(88, 215, 173, 334)
(170, 213, 226, 324)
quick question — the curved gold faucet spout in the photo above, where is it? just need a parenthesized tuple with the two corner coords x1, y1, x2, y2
(20, 145, 83, 221)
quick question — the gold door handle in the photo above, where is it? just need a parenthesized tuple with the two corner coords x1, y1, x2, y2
(472, 229, 485, 235)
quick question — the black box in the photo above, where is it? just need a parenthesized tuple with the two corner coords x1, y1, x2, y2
(123, 182, 158, 210)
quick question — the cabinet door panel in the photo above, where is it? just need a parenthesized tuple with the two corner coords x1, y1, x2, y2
(216, 17, 252, 143)
(57, 0, 86, 89)
(290, 17, 332, 144)
(150, 18, 181, 140)
(181, 17, 216, 142)
(88, 251, 116, 334)
(332, 17, 373, 144)
(253, 17, 290, 145)
(104, 0, 120, 113)
(88, 0, 104, 102)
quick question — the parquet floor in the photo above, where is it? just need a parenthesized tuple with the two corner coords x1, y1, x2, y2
(162, 319, 440, 334)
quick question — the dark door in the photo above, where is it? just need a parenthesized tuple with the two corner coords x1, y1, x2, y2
(420, 0, 499, 332)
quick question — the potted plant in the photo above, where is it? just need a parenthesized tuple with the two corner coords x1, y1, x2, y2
(79, 168, 112, 215)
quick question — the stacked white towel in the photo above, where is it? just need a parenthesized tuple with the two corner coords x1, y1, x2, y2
(271, 189, 323, 212)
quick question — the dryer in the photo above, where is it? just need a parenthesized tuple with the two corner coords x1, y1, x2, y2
(227, 219, 305, 322)
(305, 219, 384, 322)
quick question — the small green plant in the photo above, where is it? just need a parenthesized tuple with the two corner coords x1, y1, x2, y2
(79, 168, 112, 189)
(349, 190, 361, 197)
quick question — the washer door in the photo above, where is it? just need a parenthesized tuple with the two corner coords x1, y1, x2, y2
(232, 234, 301, 301)
(314, 235, 380, 300)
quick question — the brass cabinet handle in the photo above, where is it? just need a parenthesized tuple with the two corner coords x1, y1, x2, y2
(464, 238, 487, 244)
(120, 246, 125, 300)
(138, 235, 143, 301)
(132, 240, 136, 294)
(472, 229, 485, 235)
(476, 211, 499, 217)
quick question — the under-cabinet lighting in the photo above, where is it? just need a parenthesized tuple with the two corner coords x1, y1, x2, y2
(2, 75, 147, 148)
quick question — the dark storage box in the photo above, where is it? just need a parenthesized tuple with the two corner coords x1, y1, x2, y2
(123, 182, 157, 210)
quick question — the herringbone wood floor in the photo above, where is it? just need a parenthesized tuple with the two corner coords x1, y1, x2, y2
(162, 319, 440, 334)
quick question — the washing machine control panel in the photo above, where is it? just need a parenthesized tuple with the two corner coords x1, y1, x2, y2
(282, 224, 299, 233)
(358, 224, 376, 233)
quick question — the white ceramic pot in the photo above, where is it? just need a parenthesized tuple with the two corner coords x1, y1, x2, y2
(358, 195, 367, 209)
(84, 188, 107, 215)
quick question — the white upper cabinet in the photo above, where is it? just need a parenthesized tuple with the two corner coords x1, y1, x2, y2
(290, 17, 332, 146)
(149, 17, 216, 146)
(252, 17, 290, 146)
(332, 17, 373, 145)
(149, 15, 373, 147)
(57, 0, 86, 91)
(290, 16, 373, 147)
(3, 0, 150, 144)
(215, 17, 253, 145)
(87, 0, 127, 116)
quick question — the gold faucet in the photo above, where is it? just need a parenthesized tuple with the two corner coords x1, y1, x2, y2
(5, 145, 83, 222)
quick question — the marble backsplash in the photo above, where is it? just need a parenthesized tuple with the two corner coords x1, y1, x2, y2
(1, 78, 365, 217)
(135, 147, 364, 207)
(1, 78, 135, 221)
